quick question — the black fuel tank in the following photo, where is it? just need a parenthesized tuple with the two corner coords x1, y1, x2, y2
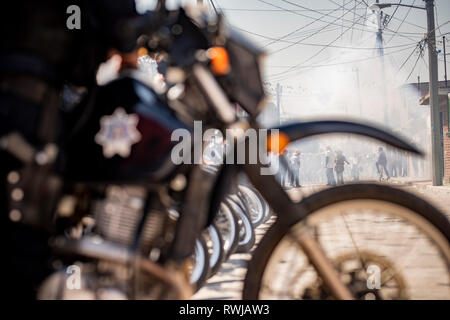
(57, 72, 190, 182)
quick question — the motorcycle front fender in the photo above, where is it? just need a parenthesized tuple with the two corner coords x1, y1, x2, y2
(273, 120, 422, 155)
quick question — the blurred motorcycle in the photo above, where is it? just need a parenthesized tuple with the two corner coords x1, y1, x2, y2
(3, 1, 448, 300)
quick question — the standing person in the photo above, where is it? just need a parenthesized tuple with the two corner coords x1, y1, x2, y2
(279, 149, 291, 189)
(390, 149, 398, 178)
(285, 150, 296, 188)
(276, 152, 285, 186)
(376, 147, 390, 181)
(350, 152, 361, 181)
(334, 150, 349, 185)
(325, 146, 336, 186)
(290, 150, 302, 188)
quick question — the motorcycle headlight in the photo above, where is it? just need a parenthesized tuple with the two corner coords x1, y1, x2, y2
(217, 27, 266, 117)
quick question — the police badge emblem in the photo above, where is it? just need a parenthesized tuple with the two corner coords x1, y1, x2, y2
(95, 107, 142, 158)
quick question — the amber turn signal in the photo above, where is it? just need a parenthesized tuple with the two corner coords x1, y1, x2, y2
(267, 131, 290, 154)
(137, 47, 148, 57)
(209, 47, 231, 76)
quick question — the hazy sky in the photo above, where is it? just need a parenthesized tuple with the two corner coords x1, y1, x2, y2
(137, 0, 450, 87)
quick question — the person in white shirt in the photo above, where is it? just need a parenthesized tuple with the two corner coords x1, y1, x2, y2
(290, 150, 302, 187)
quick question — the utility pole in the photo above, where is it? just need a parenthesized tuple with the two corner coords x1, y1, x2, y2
(376, 0, 384, 57)
(375, 0, 390, 126)
(425, 0, 443, 185)
(375, 1, 389, 124)
(444, 36, 448, 87)
(353, 67, 363, 117)
(276, 83, 283, 125)
(369, 0, 443, 185)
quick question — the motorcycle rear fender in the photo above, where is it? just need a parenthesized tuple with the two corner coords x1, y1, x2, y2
(273, 120, 422, 155)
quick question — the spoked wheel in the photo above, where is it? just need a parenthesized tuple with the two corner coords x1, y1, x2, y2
(189, 237, 210, 292)
(238, 186, 265, 227)
(204, 223, 225, 278)
(243, 184, 450, 300)
(214, 202, 240, 260)
(227, 196, 256, 253)
(261, 192, 272, 223)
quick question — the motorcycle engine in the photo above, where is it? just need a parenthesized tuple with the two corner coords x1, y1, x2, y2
(92, 185, 167, 253)
(38, 185, 184, 299)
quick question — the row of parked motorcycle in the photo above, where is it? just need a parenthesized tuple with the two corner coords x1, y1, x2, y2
(189, 184, 272, 291)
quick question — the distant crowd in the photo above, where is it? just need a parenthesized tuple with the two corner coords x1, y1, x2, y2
(278, 145, 426, 188)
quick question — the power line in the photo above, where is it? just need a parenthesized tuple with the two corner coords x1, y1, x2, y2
(262, 0, 363, 55)
(214, 0, 357, 49)
(405, 52, 421, 82)
(360, 0, 368, 39)
(435, 1, 443, 37)
(255, 0, 358, 49)
(334, 0, 429, 49)
(218, 7, 367, 12)
(233, 25, 416, 51)
(215, 0, 407, 52)
(214, 0, 349, 47)
(385, 0, 415, 44)
(268, 13, 384, 80)
(265, 44, 417, 75)
(256, 23, 348, 43)
(262, 0, 373, 34)
(398, 41, 421, 70)
(359, 0, 369, 6)
(353, 0, 425, 31)
(279, 25, 342, 40)
(278, 0, 426, 36)
(209, 0, 219, 15)
(338, 0, 424, 41)
(268, 1, 426, 79)
(253, 0, 423, 41)
(350, 0, 358, 42)
(384, 0, 403, 29)
(268, 1, 427, 44)
(329, 0, 424, 43)
(421, 54, 428, 68)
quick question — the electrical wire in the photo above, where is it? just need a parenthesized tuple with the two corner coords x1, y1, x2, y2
(385, 0, 416, 44)
(209, 0, 219, 15)
(322, 0, 424, 50)
(269, 44, 416, 70)
(398, 41, 421, 70)
(384, 0, 402, 30)
(255, 0, 358, 49)
(405, 52, 421, 82)
(421, 54, 428, 68)
(266, 44, 417, 82)
(233, 25, 416, 51)
(435, 2, 443, 37)
(253, 0, 425, 41)
(350, 0, 358, 42)
(217, 7, 367, 13)
(213, 0, 446, 83)
(277, 0, 425, 36)
(213, 0, 353, 49)
(268, 12, 368, 79)
(263, 0, 363, 55)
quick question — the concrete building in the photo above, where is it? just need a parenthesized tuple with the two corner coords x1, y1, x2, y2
(417, 81, 450, 184)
